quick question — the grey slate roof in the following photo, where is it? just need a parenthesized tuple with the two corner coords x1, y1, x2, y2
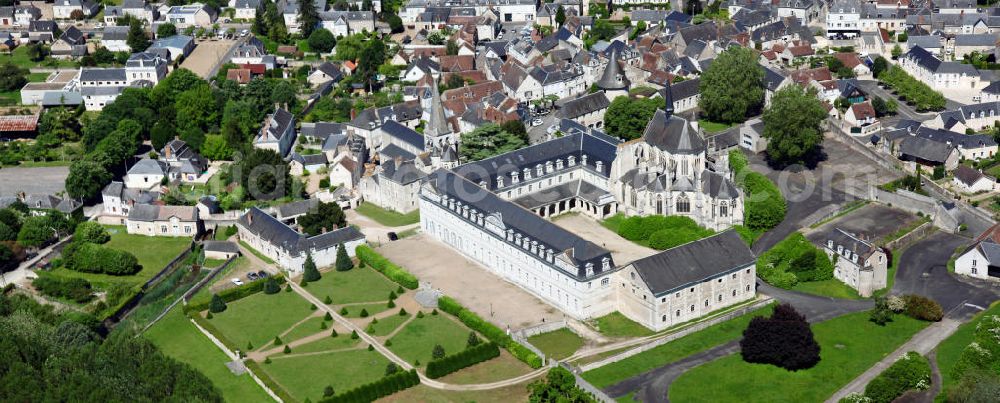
(275, 198, 319, 219)
(953, 164, 989, 186)
(203, 240, 240, 254)
(128, 159, 167, 175)
(596, 48, 630, 90)
(512, 179, 609, 209)
(628, 230, 754, 296)
(238, 207, 364, 255)
(560, 92, 610, 119)
(381, 120, 424, 151)
(80, 68, 127, 82)
(103, 26, 129, 41)
(899, 135, 955, 163)
(641, 109, 704, 154)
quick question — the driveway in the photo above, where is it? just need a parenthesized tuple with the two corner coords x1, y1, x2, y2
(805, 204, 919, 246)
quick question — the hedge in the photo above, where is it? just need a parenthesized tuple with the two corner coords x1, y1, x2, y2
(185, 274, 287, 313)
(729, 149, 787, 231)
(355, 245, 419, 289)
(65, 242, 140, 275)
(320, 369, 420, 403)
(244, 359, 296, 403)
(426, 342, 500, 378)
(862, 351, 931, 403)
(438, 295, 543, 368)
(902, 294, 943, 322)
(756, 232, 833, 289)
(616, 215, 713, 250)
(32, 274, 93, 303)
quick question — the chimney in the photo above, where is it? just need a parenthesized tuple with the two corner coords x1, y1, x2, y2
(247, 211, 253, 225)
(322, 227, 327, 234)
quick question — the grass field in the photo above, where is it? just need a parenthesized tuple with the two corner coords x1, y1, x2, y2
(238, 240, 275, 264)
(698, 119, 735, 133)
(0, 47, 77, 69)
(48, 226, 191, 286)
(592, 311, 654, 338)
(263, 348, 391, 402)
(790, 279, 864, 300)
(292, 333, 360, 354)
(355, 202, 420, 227)
(305, 266, 398, 305)
(669, 312, 929, 402)
(281, 315, 329, 343)
(582, 303, 775, 388)
(208, 290, 314, 349)
(527, 328, 584, 360)
(340, 302, 392, 318)
(436, 351, 534, 384)
(367, 312, 412, 336)
(935, 302, 1000, 398)
(388, 314, 473, 364)
(144, 308, 271, 403)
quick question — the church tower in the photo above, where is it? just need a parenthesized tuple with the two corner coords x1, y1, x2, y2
(596, 48, 630, 100)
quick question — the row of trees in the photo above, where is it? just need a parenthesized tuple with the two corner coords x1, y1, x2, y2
(878, 66, 946, 112)
(425, 342, 500, 378)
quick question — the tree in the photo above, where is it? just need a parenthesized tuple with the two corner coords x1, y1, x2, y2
(175, 84, 219, 134)
(297, 202, 346, 236)
(307, 28, 336, 53)
(335, 244, 352, 271)
(127, 20, 150, 52)
(740, 303, 820, 370)
(323, 385, 335, 397)
(459, 123, 529, 162)
(233, 148, 291, 200)
(427, 31, 444, 45)
(871, 56, 889, 78)
(74, 222, 110, 244)
(263, 277, 280, 294)
(298, 0, 320, 37)
(209, 294, 227, 313)
(26, 43, 46, 62)
(500, 120, 528, 143)
(302, 253, 321, 282)
(386, 13, 403, 33)
(699, 47, 764, 123)
(528, 367, 596, 402)
(200, 135, 232, 161)
(17, 216, 55, 248)
(762, 85, 828, 166)
(0, 63, 27, 91)
(870, 296, 894, 326)
(587, 19, 616, 42)
(446, 40, 459, 56)
(467, 331, 481, 347)
(66, 160, 114, 200)
(604, 97, 660, 140)
(157, 23, 177, 38)
(555, 6, 566, 27)
(432, 344, 445, 359)
(356, 39, 386, 85)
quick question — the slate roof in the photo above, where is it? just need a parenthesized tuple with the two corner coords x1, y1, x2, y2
(101, 181, 158, 204)
(425, 169, 614, 278)
(291, 152, 328, 166)
(381, 120, 424, 151)
(23, 194, 81, 213)
(641, 109, 704, 154)
(954, 34, 997, 47)
(560, 92, 610, 119)
(238, 207, 364, 255)
(628, 230, 754, 296)
(275, 198, 319, 219)
(103, 26, 129, 41)
(512, 179, 609, 209)
(664, 78, 700, 100)
(596, 48, 629, 90)
(954, 164, 989, 186)
(128, 159, 167, 175)
(80, 68, 127, 82)
(128, 204, 198, 222)
(898, 135, 955, 163)
(379, 158, 426, 184)
(820, 228, 879, 261)
(203, 240, 240, 254)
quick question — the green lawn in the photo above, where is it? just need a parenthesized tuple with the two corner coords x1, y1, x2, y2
(238, 240, 275, 264)
(340, 302, 392, 318)
(0, 89, 20, 105)
(281, 315, 329, 344)
(669, 312, 930, 402)
(208, 290, 314, 349)
(354, 202, 420, 227)
(388, 314, 474, 365)
(49, 226, 191, 286)
(305, 266, 398, 305)
(203, 258, 228, 268)
(262, 348, 390, 402)
(935, 302, 1000, 398)
(527, 328, 584, 360)
(292, 332, 360, 354)
(582, 303, 775, 388)
(367, 312, 412, 336)
(698, 120, 735, 133)
(592, 312, 654, 338)
(790, 279, 863, 300)
(0, 47, 77, 69)
(144, 308, 272, 403)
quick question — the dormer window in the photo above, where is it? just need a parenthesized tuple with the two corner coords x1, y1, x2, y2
(827, 240, 834, 248)
(602, 257, 610, 271)
(497, 176, 505, 187)
(511, 171, 519, 183)
(536, 165, 543, 177)
(523, 167, 531, 180)
(556, 159, 564, 169)
(837, 245, 843, 254)
(568, 156, 576, 165)
(595, 161, 604, 172)
(586, 263, 594, 277)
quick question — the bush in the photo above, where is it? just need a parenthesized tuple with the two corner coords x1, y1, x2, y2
(32, 275, 93, 303)
(870, 296, 894, 326)
(73, 222, 110, 244)
(863, 351, 930, 403)
(730, 150, 786, 231)
(740, 303, 820, 370)
(263, 277, 281, 294)
(320, 369, 419, 403)
(425, 342, 500, 378)
(756, 232, 832, 289)
(360, 308, 369, 317)
(66, 243, 140, 275)
(335, 244, 353, 271)
(437, 295, 543, 368)
(886, 295, 905, 312)
(185, 275, 287, 313)
(902, 294, 943, 322)
(209, 294, 227, 313)
(355, 245, 419, 289)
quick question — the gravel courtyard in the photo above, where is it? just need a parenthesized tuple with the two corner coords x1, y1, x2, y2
(552, 213, 657, 265)
(0, 166, 69, 197)
(376, 233, 560, 330)
(806, 203, 920, 245)
(180, 39, 238, 79)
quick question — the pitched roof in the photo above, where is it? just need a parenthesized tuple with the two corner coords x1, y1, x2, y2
(850, 101, 877, 120)
(596, 48, 630, 90)
(238, 207, 364, 255)
(628, 230, 754, 295)
(898, 135, 955, 163)
(560, 92, 610, 119)
(641, 109, 704, 154)
(953, 164, 990, 186)
(127, 204, 198, 222)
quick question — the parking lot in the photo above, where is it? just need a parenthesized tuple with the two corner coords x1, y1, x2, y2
(376, 233, 560, 330)
(180, 38, 239, 79)
(0, 166, 69, 197)
(806, 203, 920, 246)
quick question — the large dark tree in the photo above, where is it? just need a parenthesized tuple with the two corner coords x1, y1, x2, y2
(740, 303, 820, 371)
(233, 148, 292, 200)
(0, 63, 27, 91)
(459, 123, 528, 162)
(157, 23, 177, 38)
(307, 28, 336, 53)
(335, 244, 352, 271)
(298, 0, 320, 37)
(699, 47, 764, 123)
(127, 19, 150, 52)
(762, 85, 828, 166)
(66, 160, 114, 200)
(303, 253, 321, 282)
(297, 202, 347, 236)
(604, 96, 660, 140)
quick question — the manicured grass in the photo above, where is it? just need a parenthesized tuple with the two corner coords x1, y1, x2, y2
(292, 333, 360, 354)
(340, 302, 392, 318)
(144, 308, 271, 403)
(367, 313, 412, 337)
(48, 226, 191, 286)
(582, 303, 775, 388)
(208, 290, 314, 349)
(790, 279, 863, 300)
(436, 351, 533, 384)
(281, 315, 328, 343)
(387, 314, 474, 365)
(238, 240, 275, 264)
(669, 312, 930, 402)
(0, 47, 77, 69)
(355, 202, 420, 227)
(936, 302, 1000, 397)
(698, 119, 735, 133)
(592, 311, 653, 338)
(0, 89, 20, 104)
(305, 266, 398, 305)
(527, 328, 584, 360)
(262, 348, 390, 402)
(203, 258, 229, 268)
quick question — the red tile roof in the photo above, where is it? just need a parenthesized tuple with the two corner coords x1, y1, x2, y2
(850, 101, 877, 120)
(0, 114, 39, 132)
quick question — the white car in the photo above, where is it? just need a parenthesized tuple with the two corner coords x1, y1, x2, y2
(531, 118, 543, 127)
(95, 22, 104, 29)
(546, 125, 559, 134)
(240, 29, 249, 37)
(231, 278, 244, 286)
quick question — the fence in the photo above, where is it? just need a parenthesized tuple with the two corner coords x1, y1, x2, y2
(560, 362, 615, 403)
(183, 254, 239, 303)
(882, 221, 935, 250)
(512, 320, 568, 339)
(578, 298, 773, 372)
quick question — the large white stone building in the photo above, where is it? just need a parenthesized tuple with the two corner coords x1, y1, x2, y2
(236, 207, 366, 273)
(818, 228, 888, 297)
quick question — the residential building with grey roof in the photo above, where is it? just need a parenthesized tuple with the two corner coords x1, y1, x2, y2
(237, 206, 366, 273)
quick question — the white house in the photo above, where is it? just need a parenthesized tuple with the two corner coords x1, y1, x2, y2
(899, 46, 981, 92)
(818, 228, 888, 298)
(126, 204, 202, 237)
(844, 101, 881, 137)
(165, 3, 216, 27)
(254, 107, 296, 158)
(319, 11, 374, 37)
(234, 0, 261, 20)
(236, 207, 366, 273)
(826, 0, 861, 38)
(124, 159, 167, 190)
(955, 225, 1000, 280)
(53, 0, 99, 20)
(102, 26, 130, 52)
(952, 165, 997, 193)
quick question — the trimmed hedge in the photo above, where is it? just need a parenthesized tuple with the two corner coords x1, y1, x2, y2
(185, 274, 287, 313)
(438, 295, 543, 368)
(320, 369, 420, 403)
(902, 294, 943, 322)
(729, 149, 787, 231)
(616, 215, 714, 250)
(65, 242, 140, 275)
(355, 245, 418, 289)
(32, 274, 93, 303)
(426, 342, 500, 378)
(244, 359, 296, 403)
(862, 351, 931, 403)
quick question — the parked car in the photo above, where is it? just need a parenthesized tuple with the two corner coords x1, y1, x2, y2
(388, 232, 399, 241)
(240, 29, 249, 37)
(531, 118, 543, 127)
(546, 125, 559, 135)
(223, 18, 231, 23)
(247, 272, 259, 281)
(231, 278, 244, 286)
(257, 270, 269, 278)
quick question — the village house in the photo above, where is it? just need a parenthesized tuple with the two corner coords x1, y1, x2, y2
(954, 224, 1000, 281)
(817, 228, 888, 298)
(952, 165, 997, 193)
(236, 207, 366, 273)
(126, 204, 203, 237)
(254, 107, 296, 158)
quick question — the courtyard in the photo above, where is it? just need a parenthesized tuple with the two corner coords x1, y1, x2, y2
(376, 233, 560, 330)
(180, 39, 239, 79)
(0, 166, 69, 197)
(552, 213, 657, 264)
(805, 203, 922, 246)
